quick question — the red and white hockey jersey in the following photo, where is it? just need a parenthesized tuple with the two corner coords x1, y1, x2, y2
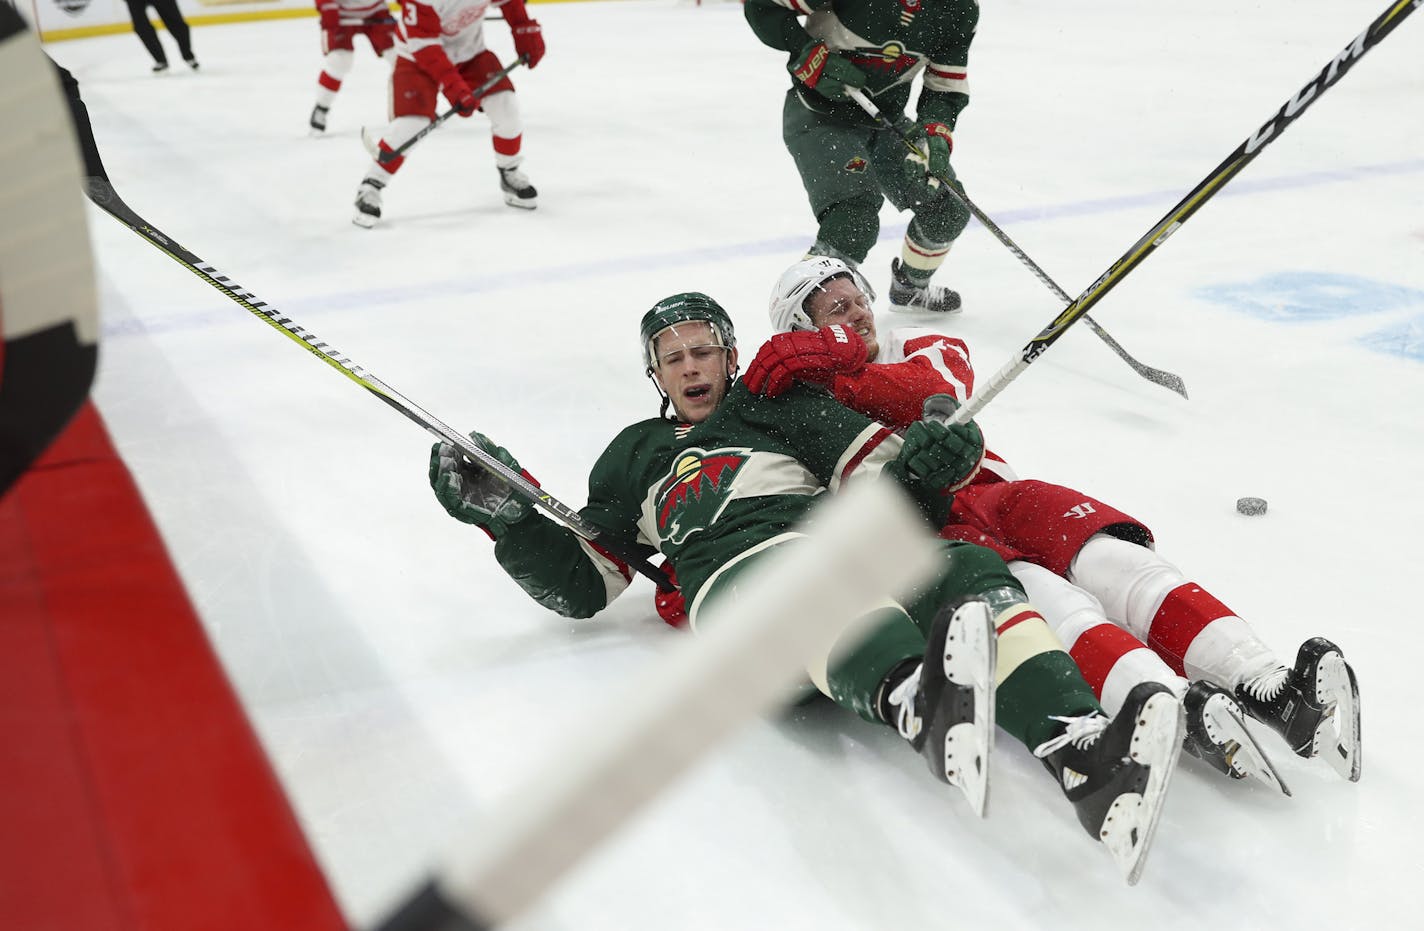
(828, 327, 1017, 484)
(397, 0, 515, 66)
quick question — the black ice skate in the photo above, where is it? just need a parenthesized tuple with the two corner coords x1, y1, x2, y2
(184, 57, 199, 71)
(1182, 680, 1289, 795)
(1235, 637, 1361, 782)
(152, 61, 169, 74)
(353, 179, 384, 229)
(498, 165, 538, 210)
(888, 258, 961, 315)
(1034, 681, 1184, 885)
(310, 104, 330, 136)
(886, 599, 996, 817)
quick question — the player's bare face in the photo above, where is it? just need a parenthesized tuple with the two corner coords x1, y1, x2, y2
(653, 322, 738, 424)
(806, 276, 878, 361)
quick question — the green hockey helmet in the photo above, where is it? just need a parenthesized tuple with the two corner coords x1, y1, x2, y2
(639, 292, 737, 371)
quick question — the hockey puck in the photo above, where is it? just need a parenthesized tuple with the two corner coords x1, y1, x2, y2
(1236, 497, 1268, 516)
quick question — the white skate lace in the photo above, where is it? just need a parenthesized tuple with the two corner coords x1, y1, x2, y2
(1032, 713, 1109, 759)
(1240, 665, 1291, 702)
(886, 665, 924, 741)
(501, 167, 531, 188)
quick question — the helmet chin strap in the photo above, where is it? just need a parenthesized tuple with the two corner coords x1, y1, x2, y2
(646, 369, 675, 421)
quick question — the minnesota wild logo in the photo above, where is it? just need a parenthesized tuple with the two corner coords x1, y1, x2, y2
(654, 447, 750, 545)
(844, 156, 868, 173)
(845, 42, 921, 79)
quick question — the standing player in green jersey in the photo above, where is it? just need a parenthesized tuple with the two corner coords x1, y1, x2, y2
(745, 0, 978, 314)
(427, 294, 1184, 881)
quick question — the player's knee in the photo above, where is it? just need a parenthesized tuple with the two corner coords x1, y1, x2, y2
(324, 49, 355, 79)
(816, 193, 882, 263)
(388, 114, 431, 146)
(948, 542, 1023, 595)
(481, 90, 521, 131)
(911, 196, 971, 244)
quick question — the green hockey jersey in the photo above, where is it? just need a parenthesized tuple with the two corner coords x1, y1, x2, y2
(492, 381, 904, 619)
(745, 0, 979, 127)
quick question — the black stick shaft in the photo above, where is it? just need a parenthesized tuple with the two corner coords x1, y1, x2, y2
(846, 88, 1189, 398)
(379, 56, 528, 165)
(956, 0, 1419, 422)
(83, 177, 673, 591)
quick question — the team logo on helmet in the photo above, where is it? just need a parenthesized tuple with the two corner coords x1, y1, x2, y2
(843, 156, 868, 173)
(654, 447, 750, 545)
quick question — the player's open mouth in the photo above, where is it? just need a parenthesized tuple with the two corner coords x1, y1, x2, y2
(685, 385, 711, 399)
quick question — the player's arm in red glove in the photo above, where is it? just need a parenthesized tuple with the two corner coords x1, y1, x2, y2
(744, 324, 866, 398)
(404, 1, 479, 114)
(498, 0, 545, 68)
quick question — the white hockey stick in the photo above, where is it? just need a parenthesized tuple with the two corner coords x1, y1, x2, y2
(368, 480, 943, 930)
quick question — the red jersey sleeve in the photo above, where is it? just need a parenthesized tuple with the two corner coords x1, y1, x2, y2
(829, 333, 975, 430)
(829, 357, 958, 430)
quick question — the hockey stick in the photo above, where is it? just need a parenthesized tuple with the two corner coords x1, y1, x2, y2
(846, 87, 1189, 399)
(373, 55, 528, 166)
(947, 0, 1420, 425)
(371, 481, 943, 930)
(82, 176, 675, 592)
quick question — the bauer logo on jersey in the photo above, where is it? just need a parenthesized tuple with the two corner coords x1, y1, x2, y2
(655, 447, 751, 545)
(843, 156, 868, 173)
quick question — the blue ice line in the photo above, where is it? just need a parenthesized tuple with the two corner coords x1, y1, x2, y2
(102, 156, 1424, 342)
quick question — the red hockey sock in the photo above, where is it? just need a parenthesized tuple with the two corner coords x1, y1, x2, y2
(376, 143, 405, 174)
(493, 133, 521, 158)
(1145, 583, 1235, 676)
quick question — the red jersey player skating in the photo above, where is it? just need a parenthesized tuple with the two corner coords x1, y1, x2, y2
(352, 0, 545, 228)
(309, 0, 401, 135)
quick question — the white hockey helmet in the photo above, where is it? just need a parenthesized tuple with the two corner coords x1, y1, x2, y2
(767, 256, 875, 333)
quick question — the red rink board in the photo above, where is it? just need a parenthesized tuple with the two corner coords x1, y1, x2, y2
(0, 403, 346, 931)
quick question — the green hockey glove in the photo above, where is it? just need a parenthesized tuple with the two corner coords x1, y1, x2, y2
(428, 431, 533, 539)
(788, 41, 867, 100)
(895, 417, 984, 494)
(900, 122, 956, 204)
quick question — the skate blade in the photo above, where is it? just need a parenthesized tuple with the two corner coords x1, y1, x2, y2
(941, 602, 996, 818)
(352, 213, 379, 230)
(1201, 694, 1291, 796)
(503, 193, 537, 210)
(308, 127, 326, 139)
(360, 127, 380, 158)
(1314, 652, 1362, 782)
(1112, 691, 1184, 885)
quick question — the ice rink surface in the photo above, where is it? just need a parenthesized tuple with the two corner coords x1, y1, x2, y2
(45, 1, 1424, 927)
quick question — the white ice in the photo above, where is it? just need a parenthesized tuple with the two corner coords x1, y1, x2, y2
(45, 1, 1424, 927)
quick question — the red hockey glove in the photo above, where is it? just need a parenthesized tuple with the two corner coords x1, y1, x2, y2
(441, 75, 479, 117)
(511, 21, 545, 68)
(744, 324, 867, 398)
(653, 561, 688, 628)
(501, 0, 545, 69)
